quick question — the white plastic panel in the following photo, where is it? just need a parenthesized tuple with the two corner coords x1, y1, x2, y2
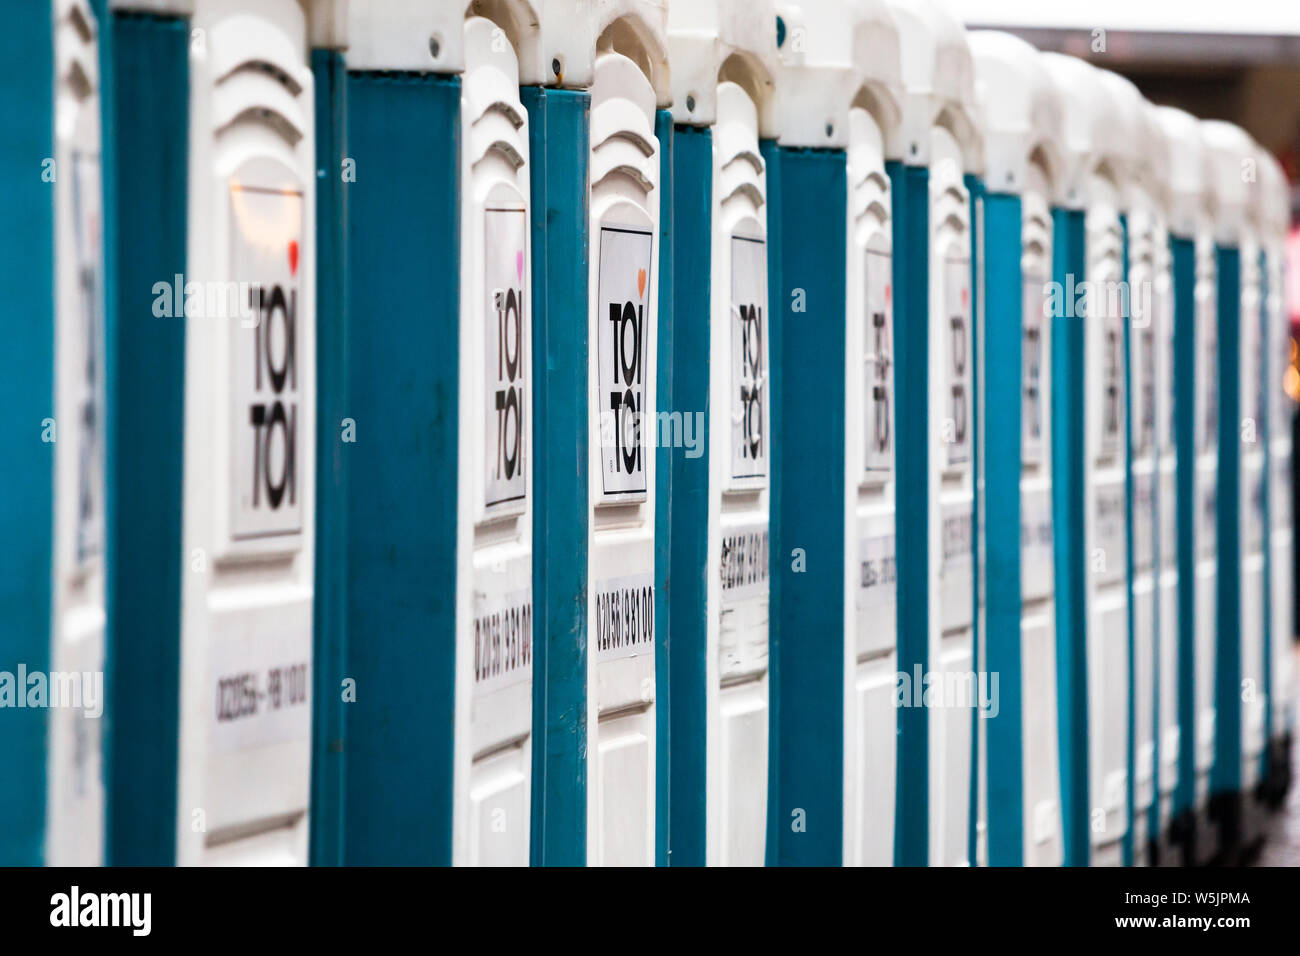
(1021, 178, 1051, 468)
(1239, 239, 1267, 788)
(1020, 173, 1055, 631)
(1194, 562, 1218, 779)
(1084, 172, 1128, 863)
(1151, 216, 1176, 820)
(593, 709, 653, 866)
(934, 631, 974, 866)
(1021, 487, 1054, 602)
(1133, 576, 1156, 816)
(706, 80, 770, 866)
(179, 0, 315, 866)
(47, 0, 106, 867)
(1128, 200, 1161, 839)
(454, 15, 535, 868)
(1195, 238, 1219, 562)
(1150, 198, 1176, 835)
(927, 125, 973, 867)
(843, 102, 897, 865)
(1270, 526, 1293, 734)
(1241, 553, 1266, 781)
(1191, 236, 1218, 809)
(587, 49, 661, 867)
(1158, 570, 1180, 798)
(1088, 596, 1129, 851)
(849, 653, 897, 866)
(466, 743, 530, 867)
(1267, 227, 1293, 735)
(1021, 612, 1061, 866)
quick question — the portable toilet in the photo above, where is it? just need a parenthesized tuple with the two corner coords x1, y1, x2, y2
(1260, 148, 1294, 807)
(1237, 136, 1272, 852)
(453, 5, 542, 867)
(762, 0, 903, 867)
(1146, 102, 1182, 865)
(1200, 119, 1257, 861)
(575, 2, 670, 868)
(99, 0, 317, 866)
(1150, 105, 1217, 865)
(885, 0, 982, 867)
(663, 0, 780, 867)
(0, 0, 108, 866)
(1099, 69, 1163, 867)
(334, 1, 669, 867)
(1240, 141, 1293, 847)
(326, 0, 540, 866)
(967, 30, 1065, 867)
(1040, 53, 1131, 867)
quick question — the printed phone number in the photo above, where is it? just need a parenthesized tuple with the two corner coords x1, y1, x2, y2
(216, 663, 309, 722)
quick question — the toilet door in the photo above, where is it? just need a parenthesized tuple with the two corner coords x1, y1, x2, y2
(706, 79, 770, 867)
(844, 104, 896, 867)
(928, 126, 974, 867)
(48, 0, 107, 866)
(1083, 173, 1128, 864)
(1019, 164, 1062, 866)
(586, 48, 662, 867)
(454, 15, 535, 867)
(180, 0, 316, 865)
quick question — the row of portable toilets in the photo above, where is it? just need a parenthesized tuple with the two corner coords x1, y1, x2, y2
(1, 0, 1294, 867)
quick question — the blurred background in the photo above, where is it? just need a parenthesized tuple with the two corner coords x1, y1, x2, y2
(953, 1, 1300, 862)
(953, 1, 1300, 337)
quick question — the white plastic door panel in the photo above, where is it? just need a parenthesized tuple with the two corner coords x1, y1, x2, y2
(455, 15, 534, 867)
(180, 0, 315, 866)
(47, 0, 106, 866)
(1128, 208, 1160, 838)
(705, 80, 770, 867)
(1021, 613, 1062, 866)
(844, 105, 895, 866)
(1084, 179, 1128, 861)
(1239, 245, 1267, 784)
(928, 125, 973, 867)
(1192, 239, 1218, 805)
(587, 49, 661, 867)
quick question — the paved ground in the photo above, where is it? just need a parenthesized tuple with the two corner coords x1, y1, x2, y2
(1252, 644, 1300, 866)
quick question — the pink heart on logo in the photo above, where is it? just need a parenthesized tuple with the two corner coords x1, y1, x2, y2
(516, 250, 524, 282)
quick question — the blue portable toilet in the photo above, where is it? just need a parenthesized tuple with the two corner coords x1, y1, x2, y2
(0, 0, 108, 866)
(452, 7, 543, 867)
(1259, 149, 1295, 808)
(1151, 105, 1218, 865)
(885, 0, 983, 867)
(967, 30, 1066, 867)
(1200, 119, 1260, 860)
(1235, 133, 1273, 852)
(1040, 52, 1133, 867)
(96, 0, 321, 866)
(566, 1, 672, 868)
(324, 0, 535, 866)
(1098, 69, 1165, 867)
(761, 0, 903, 867)
(1144, 104, 1182, 865)
(663, 0, 781, 867)
(331, 0, 671, 867)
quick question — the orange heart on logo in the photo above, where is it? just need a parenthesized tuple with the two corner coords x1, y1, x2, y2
(637, 268, 646, 299)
